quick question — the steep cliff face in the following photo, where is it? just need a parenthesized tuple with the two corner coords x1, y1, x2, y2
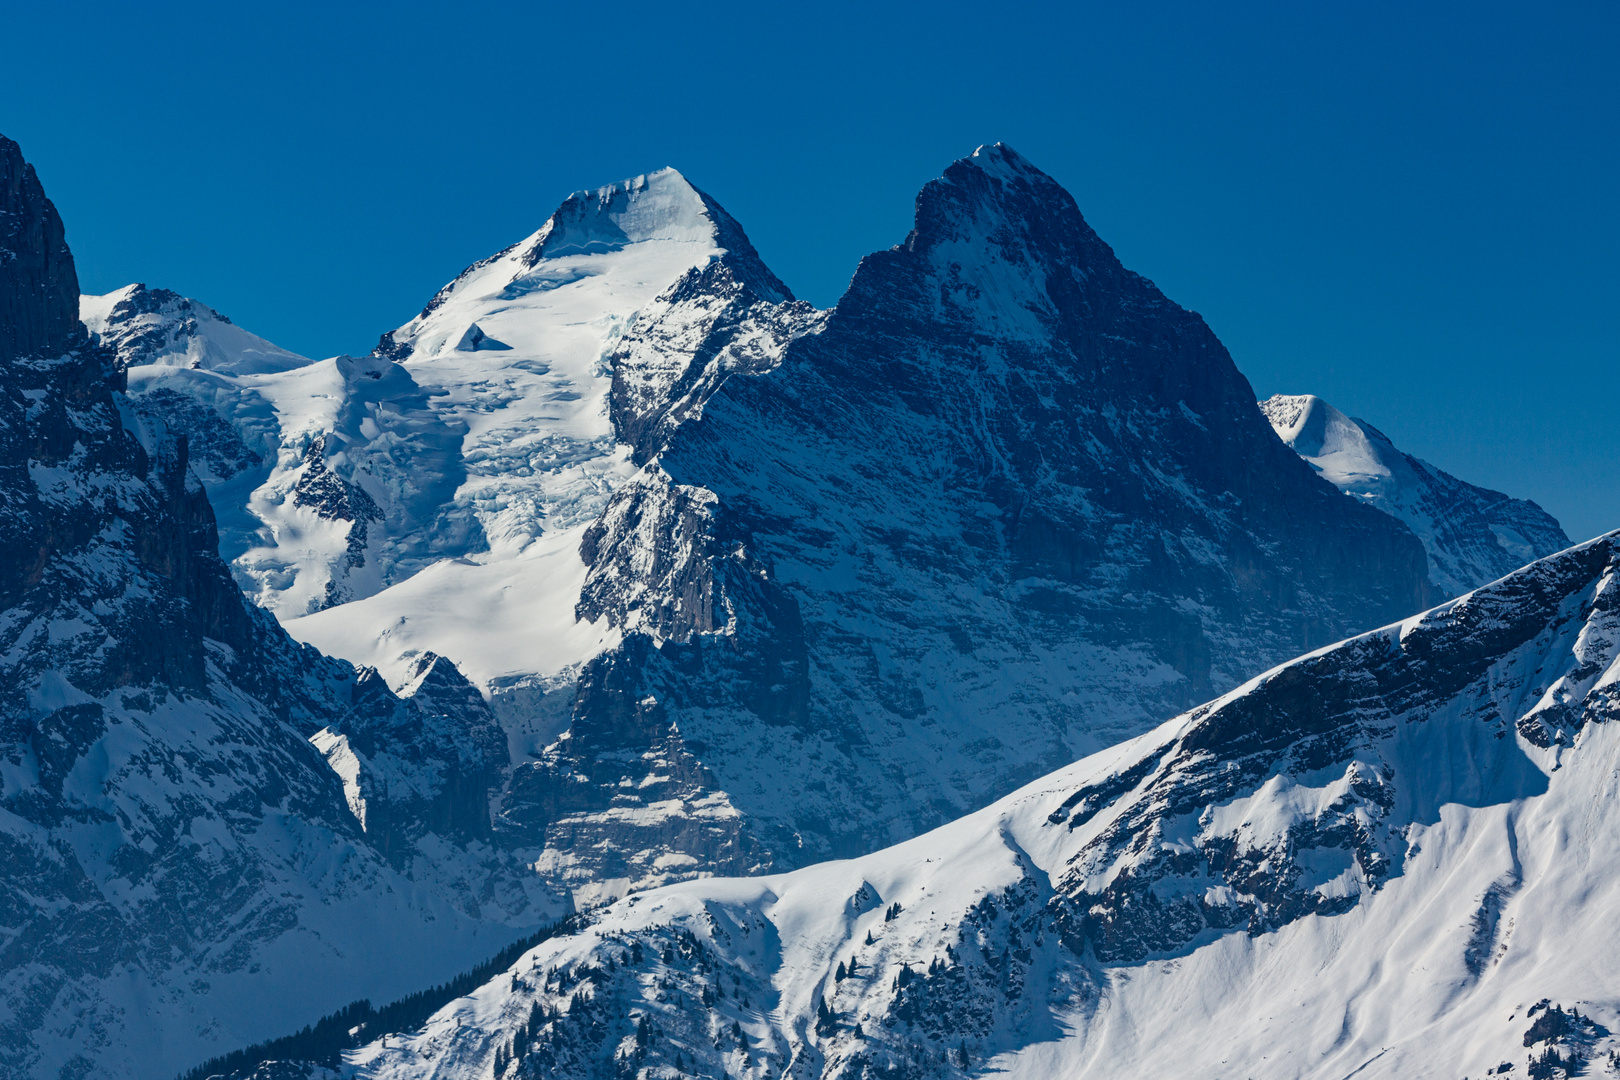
(0, 136, 81, 362)
(567, 144, 1434, 866)
(312, 653, 511, 866)
(329, 531, 1620, 1080)
(0, 136, 552, 1080)
(1261, 393, 1572, 595)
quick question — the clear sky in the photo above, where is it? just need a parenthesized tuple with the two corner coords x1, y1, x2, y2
(4, 1, 1615, 541)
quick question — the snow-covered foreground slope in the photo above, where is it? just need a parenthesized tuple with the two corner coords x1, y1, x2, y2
(2, 137, 558, 1080)
(337, 530, 1620, 1080)
(1262, 393, 1571, 596)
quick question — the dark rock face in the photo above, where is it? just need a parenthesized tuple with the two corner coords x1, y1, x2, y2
(569, 144, 1435, 866)
(496, 636, 773, 901)
(606, 258, 819, 467)
(92, 284, 204, 369)
(314, 654, 509, 864)
(0, 135, 83, 363)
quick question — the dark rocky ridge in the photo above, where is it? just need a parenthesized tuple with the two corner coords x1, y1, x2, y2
(1050, 532, 1619, 963)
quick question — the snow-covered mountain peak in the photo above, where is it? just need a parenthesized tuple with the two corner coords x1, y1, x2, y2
(533, 168, 741, 258)
(273, 166, 809, 696)
(1260, 392, 1570, 596)
(1261, 392, 1387, 481)
(380, 167, 790, 366)
(81, 282, 312, 375)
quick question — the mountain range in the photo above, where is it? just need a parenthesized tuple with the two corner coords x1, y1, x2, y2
(0, 130, 1599, 1080)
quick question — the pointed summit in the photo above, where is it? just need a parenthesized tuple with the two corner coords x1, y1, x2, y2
(563, 142, 1434, 878)
(535, 168, 730, 255)
(0, 134, 83, 360)
(378, 166, 789, 362)
(1261, 393, 1372, 461)
(525, 167, 790, 302)
(850, 141, 1130, 333)
(962, 140, 1039, 179)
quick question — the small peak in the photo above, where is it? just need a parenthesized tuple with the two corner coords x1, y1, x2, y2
(1258, 393, 1371, 460)
(1258, 393, 1329, 444)
(453, 322, 511, 352)
(401, 650, 479, 699)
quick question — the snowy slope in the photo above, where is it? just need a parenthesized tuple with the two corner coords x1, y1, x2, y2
(336, 530, 1620, 1080)
(1261, 393, 1571, 596)
(281, 168, 815, 680)
(3, 137, 557, 1080)
(81, 284, 320, 574)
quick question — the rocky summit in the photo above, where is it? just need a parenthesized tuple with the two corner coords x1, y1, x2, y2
(560, 143, 1434, 872)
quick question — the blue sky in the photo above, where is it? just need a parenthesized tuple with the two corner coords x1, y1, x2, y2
(4, 1, 1615, 540)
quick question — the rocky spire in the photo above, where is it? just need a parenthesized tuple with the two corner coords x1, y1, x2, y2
(0, 135, 84, 360)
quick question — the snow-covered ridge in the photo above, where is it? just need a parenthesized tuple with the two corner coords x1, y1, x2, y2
(1261, 393, 1571, 596)
(342, 530, 1620, 1080)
